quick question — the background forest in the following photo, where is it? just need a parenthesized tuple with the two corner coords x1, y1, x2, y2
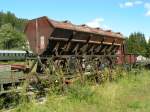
(0, 11, 150, 57)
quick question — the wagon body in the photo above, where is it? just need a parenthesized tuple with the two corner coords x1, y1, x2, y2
(116, 47, 137, 65)
(25, 16, 125, 56)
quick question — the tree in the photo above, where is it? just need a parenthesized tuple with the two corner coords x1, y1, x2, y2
(0, 11, 4, 27)
(0, 11, 28, 50)
(126, 32, 147, 56)
(0, 11, 28, 32)
(146, 38, 150, 57)
(3, 11, 17, 28)
(15, 18, 27, 32)
(0, 24, 26, 50)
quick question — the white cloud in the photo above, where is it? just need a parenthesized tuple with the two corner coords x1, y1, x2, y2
(85, 18, 111, 30)
(119, 4, 124, 8)
(102, 25, 111, 30)
(146, 11, 150, 16)
(144, 3, 150, 16)
(120, 2, 133, 8)
(134, 1, 143, 5)
(120, 1, 150, 17)
(145, 3, 150, 9)
(125, 2, 134, 7)
(120, 0, 143, 8)
(86, 18, 104, 28)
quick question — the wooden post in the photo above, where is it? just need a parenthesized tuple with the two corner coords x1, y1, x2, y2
(0, 84, 4, 91)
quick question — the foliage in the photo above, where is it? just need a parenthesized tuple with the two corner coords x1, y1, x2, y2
(0, 11, 28, 50)
(146, 38, 150, 57)
(126, 32, 147, 56)
(67, 83, 95, 102)
(0, 24, 26, 49)
(9, 70, 150, 112)
(0, 92, 21, 109)
(0, 11, 27, 31)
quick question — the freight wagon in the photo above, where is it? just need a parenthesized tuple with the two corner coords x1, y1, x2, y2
(24, 16, 125, 79)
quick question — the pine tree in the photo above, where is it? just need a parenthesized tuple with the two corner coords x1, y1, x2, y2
(0, 24, 26, 49)
(126, 32, 147, 56)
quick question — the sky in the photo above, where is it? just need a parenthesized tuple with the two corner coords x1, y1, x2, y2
(0, 0, 150, 40)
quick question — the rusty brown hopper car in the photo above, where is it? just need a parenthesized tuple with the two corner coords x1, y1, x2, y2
(25, 16, 125, 56)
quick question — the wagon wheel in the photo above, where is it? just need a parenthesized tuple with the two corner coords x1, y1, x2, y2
(93, 57, 105, 84)
(85, 56, 99, 84)
(75, 57, 85, 84)
(105, 56, 114, 81)
(95, 70, 105, 84)
(48, 58, 68, 93)
(25, 56, 54, 92)
(24, 58, 44, 91)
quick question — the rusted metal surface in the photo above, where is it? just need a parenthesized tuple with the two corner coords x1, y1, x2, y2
(11, 64, 26, 71)
(0, 64, 26, 71)
(25, 16, 125, 55)
(117, 54, 137, 65)
(116, 47, 137, 65)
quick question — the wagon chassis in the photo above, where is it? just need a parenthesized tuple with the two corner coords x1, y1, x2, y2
(28, 51, 117, 87)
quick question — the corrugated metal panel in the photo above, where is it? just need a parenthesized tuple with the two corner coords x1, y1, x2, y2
(49, 17, 123, 38)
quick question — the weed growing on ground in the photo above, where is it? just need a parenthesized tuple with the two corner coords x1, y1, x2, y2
(1, 69, 150, 112)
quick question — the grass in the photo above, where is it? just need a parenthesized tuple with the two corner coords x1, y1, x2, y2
(2, 69, 150, 112)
